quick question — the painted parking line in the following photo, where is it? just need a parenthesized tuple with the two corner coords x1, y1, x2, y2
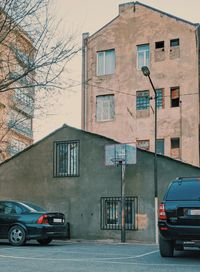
(0, 249, 158, 261)
(0, 253, 200, 269)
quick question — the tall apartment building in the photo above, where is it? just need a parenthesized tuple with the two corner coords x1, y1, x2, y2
(82, 1, 200, 166)
(0, 18, 35, 162)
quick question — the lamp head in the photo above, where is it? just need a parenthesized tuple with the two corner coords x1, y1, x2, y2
(141, 66, 150, 77)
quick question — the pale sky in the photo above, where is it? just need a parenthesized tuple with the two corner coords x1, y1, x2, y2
(33, 0, 200, 141)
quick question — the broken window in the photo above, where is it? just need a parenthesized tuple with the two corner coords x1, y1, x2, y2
(96, 95, 115, 121)
(171, 87, 180, 107)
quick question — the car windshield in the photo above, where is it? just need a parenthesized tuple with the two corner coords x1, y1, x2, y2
(166, 180, 200, 201)
(21, 202, 47, 212)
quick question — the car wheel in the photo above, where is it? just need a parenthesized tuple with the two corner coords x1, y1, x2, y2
(37, 238, 52, 246)
(159, 235, 174, 257)
(8, 225, 26, 246)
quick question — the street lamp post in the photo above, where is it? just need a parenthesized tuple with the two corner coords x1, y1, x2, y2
(141, 66, 158, 244)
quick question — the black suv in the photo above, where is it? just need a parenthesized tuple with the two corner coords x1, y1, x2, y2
(158, 177, 200, 257)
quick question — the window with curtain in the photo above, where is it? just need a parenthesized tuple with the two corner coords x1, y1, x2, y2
(96, 95, 115, 121)
(97, 49, 115, 76)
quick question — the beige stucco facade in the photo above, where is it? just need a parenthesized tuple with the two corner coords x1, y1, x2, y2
(82, 1, 200, 166)
(0, 21, 35, 162)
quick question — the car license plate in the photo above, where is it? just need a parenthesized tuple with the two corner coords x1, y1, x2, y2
(53, 218, 62, 223)
(189, 209, 200, 215)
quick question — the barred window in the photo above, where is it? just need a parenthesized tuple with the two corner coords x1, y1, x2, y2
(54, 141, 79, 177)
(136, 90, 149, 110)
(100, 197, 137, 230)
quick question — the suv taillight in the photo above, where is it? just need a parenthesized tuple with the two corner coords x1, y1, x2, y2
(159, 203, 167, 220)
(37, 214, 48, 224)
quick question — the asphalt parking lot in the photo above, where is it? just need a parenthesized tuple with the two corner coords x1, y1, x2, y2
(0, 240, 200, 272)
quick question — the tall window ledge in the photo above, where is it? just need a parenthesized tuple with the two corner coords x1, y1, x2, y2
(96, 118, 115, 123)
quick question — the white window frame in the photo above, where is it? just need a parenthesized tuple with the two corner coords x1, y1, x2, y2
(96, 49, 115, 76)
(96, 95, 115, 122)
(137, 44, 150, 70)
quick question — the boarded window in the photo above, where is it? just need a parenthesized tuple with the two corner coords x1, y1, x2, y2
(171, 87, 180, 107)
(96, 95, 115, 121)
(137, 44, 150, 69)
(136, 90, 149, 110)
(97, 49, 115, 76)
(54, 141, 79, 177)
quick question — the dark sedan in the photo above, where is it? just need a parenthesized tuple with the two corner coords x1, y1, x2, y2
(0, 200, 69, 246)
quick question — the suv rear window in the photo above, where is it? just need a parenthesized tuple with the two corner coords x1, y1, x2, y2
(166, 180, 200, 201)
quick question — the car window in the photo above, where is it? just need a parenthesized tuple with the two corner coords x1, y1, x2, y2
(12, 204, 24, 214)
(166, 180, 200, 201)
(0, 203, 5, 214)
(0, 202, 24, 215)
(21, 202, 47, 212)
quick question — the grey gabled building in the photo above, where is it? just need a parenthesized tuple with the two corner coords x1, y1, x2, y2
(0, 124, 200, 242)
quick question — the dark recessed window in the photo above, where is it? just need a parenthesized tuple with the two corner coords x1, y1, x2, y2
(171, 138, 180, 149)
(170, 38, 179, 47)
(171, 87, 180, 108)
(155, 41, 164, 49)
(171, 138, 180, 159)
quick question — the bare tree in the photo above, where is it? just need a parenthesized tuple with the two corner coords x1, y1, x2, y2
(0, 0, 80, 161)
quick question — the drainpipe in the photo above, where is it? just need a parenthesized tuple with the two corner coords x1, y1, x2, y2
(180, 100, 182, 161)
(81, 32, 89, 131)
(194, 25, 200, 165)
(197, 25, 200, 166)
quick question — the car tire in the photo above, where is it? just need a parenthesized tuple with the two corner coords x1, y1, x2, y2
(37, 238, 52, 246)
(159, 235, 174, 257)
(8, 225, 26, 246)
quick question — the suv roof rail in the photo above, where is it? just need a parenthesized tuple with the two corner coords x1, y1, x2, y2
(175, 176, 200, 180)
